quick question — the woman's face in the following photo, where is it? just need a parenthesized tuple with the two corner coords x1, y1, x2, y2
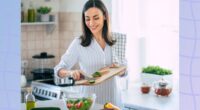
(84, 7, 105, 35)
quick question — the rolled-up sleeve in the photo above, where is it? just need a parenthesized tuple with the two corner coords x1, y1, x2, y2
(111, 32, 128, 77)
(54, 38, 80, 78)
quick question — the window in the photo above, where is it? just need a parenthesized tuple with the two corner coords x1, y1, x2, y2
(111, 0, 179, 84)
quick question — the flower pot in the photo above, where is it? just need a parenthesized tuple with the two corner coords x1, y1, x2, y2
(40, 14, 50, 22)
(141, 73, 172, 85)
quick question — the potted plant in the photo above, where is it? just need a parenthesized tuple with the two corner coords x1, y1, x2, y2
(141, 65, 173, 85)
(37, 6, 52, 22)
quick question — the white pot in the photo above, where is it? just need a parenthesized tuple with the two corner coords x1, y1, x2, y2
(141, 73, 173, 85)
(41, 14, 50, 22)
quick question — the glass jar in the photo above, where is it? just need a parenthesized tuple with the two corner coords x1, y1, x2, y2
(28, 1, 36, 22)
(153, 78, 172, 96)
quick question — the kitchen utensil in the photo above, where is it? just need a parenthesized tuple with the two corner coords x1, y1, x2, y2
(54, 76, 75, 87)
(31, 52, 55, 80)
(79, 70, 94, 79)
(75, 66, 126, 85)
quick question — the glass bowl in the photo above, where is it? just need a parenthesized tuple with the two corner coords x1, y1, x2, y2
(63, 93, 96, 110)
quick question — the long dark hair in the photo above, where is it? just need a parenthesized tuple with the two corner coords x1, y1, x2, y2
(80, 0, 115, 47)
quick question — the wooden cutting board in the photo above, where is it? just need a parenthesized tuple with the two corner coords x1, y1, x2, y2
(75, 66, 126, 85)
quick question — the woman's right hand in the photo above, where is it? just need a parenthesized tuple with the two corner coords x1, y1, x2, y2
(58, 69, 82, 81)
(70, 70, 82, 80)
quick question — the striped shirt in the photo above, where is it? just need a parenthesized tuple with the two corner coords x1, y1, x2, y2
(54, 34, 126, 105)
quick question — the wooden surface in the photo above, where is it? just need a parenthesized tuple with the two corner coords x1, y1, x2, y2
(75, 66, 126, 85)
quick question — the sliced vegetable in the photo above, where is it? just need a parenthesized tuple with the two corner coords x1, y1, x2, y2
(88, 79, 95, 84)
(104, 102, 120, 110)
(92, 72, 102, 78)
(67, 103, 73, 108)
(75, 101, 83, 109)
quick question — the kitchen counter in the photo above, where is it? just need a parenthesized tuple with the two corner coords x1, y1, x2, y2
(122, 82, 179, 110)
(21, 99, 103, 110)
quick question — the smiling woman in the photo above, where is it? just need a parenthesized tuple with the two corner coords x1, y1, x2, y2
(54, 0, 126, 108)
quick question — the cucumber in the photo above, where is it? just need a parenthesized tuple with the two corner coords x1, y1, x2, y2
(92, 72, 101, 78)
(88, 79, 95, 84)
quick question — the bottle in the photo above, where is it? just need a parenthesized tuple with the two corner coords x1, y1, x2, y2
(25, 88, 36, 110)
(28, 1, 36, 22)
(21, 3, 24, 22)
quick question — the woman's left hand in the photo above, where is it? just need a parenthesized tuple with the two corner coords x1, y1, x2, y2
(109, 63, 120, 68)
(110, 63, 127, 77)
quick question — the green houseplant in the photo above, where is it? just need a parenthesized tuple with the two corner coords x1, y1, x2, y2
(142, 66, 172, 75)
(141, 65, 173, 85)
(37, 6, 52, 22)
(37, 6, 51, 14)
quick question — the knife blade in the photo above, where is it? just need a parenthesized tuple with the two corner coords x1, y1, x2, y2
(79, 70, 93, 79)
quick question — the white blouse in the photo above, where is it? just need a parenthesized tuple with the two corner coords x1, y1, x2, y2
(54, 37, 121, 105)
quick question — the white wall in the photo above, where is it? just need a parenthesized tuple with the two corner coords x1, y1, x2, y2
(59, 0, 112, 13)
(115, 0, 179, 83)
(137, 0, 179, 81)
(21, 0, 111, 14)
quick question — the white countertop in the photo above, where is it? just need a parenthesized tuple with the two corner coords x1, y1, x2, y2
(21, 99, 103, 110)
(122, 82, 179, 110)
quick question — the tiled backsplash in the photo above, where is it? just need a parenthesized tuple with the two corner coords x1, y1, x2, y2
(21, 12, 82, 79)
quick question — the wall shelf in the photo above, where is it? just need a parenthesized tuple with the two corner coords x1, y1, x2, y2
(21, 21, 57, 33)
(21, 22, 56, 25)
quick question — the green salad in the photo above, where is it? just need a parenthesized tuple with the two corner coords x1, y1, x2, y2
(66, 97, 93, 110)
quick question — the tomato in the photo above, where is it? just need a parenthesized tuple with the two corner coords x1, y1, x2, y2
(75, 101, 83, 109)
(67, 103, 73, 108)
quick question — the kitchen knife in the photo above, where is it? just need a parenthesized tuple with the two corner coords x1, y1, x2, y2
(79, 70, 94, 79)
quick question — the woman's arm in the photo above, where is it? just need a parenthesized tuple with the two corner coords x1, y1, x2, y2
(54, 38, 81, 80)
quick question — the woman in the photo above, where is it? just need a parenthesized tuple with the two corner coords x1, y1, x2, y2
(54, 0, 126, 106)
